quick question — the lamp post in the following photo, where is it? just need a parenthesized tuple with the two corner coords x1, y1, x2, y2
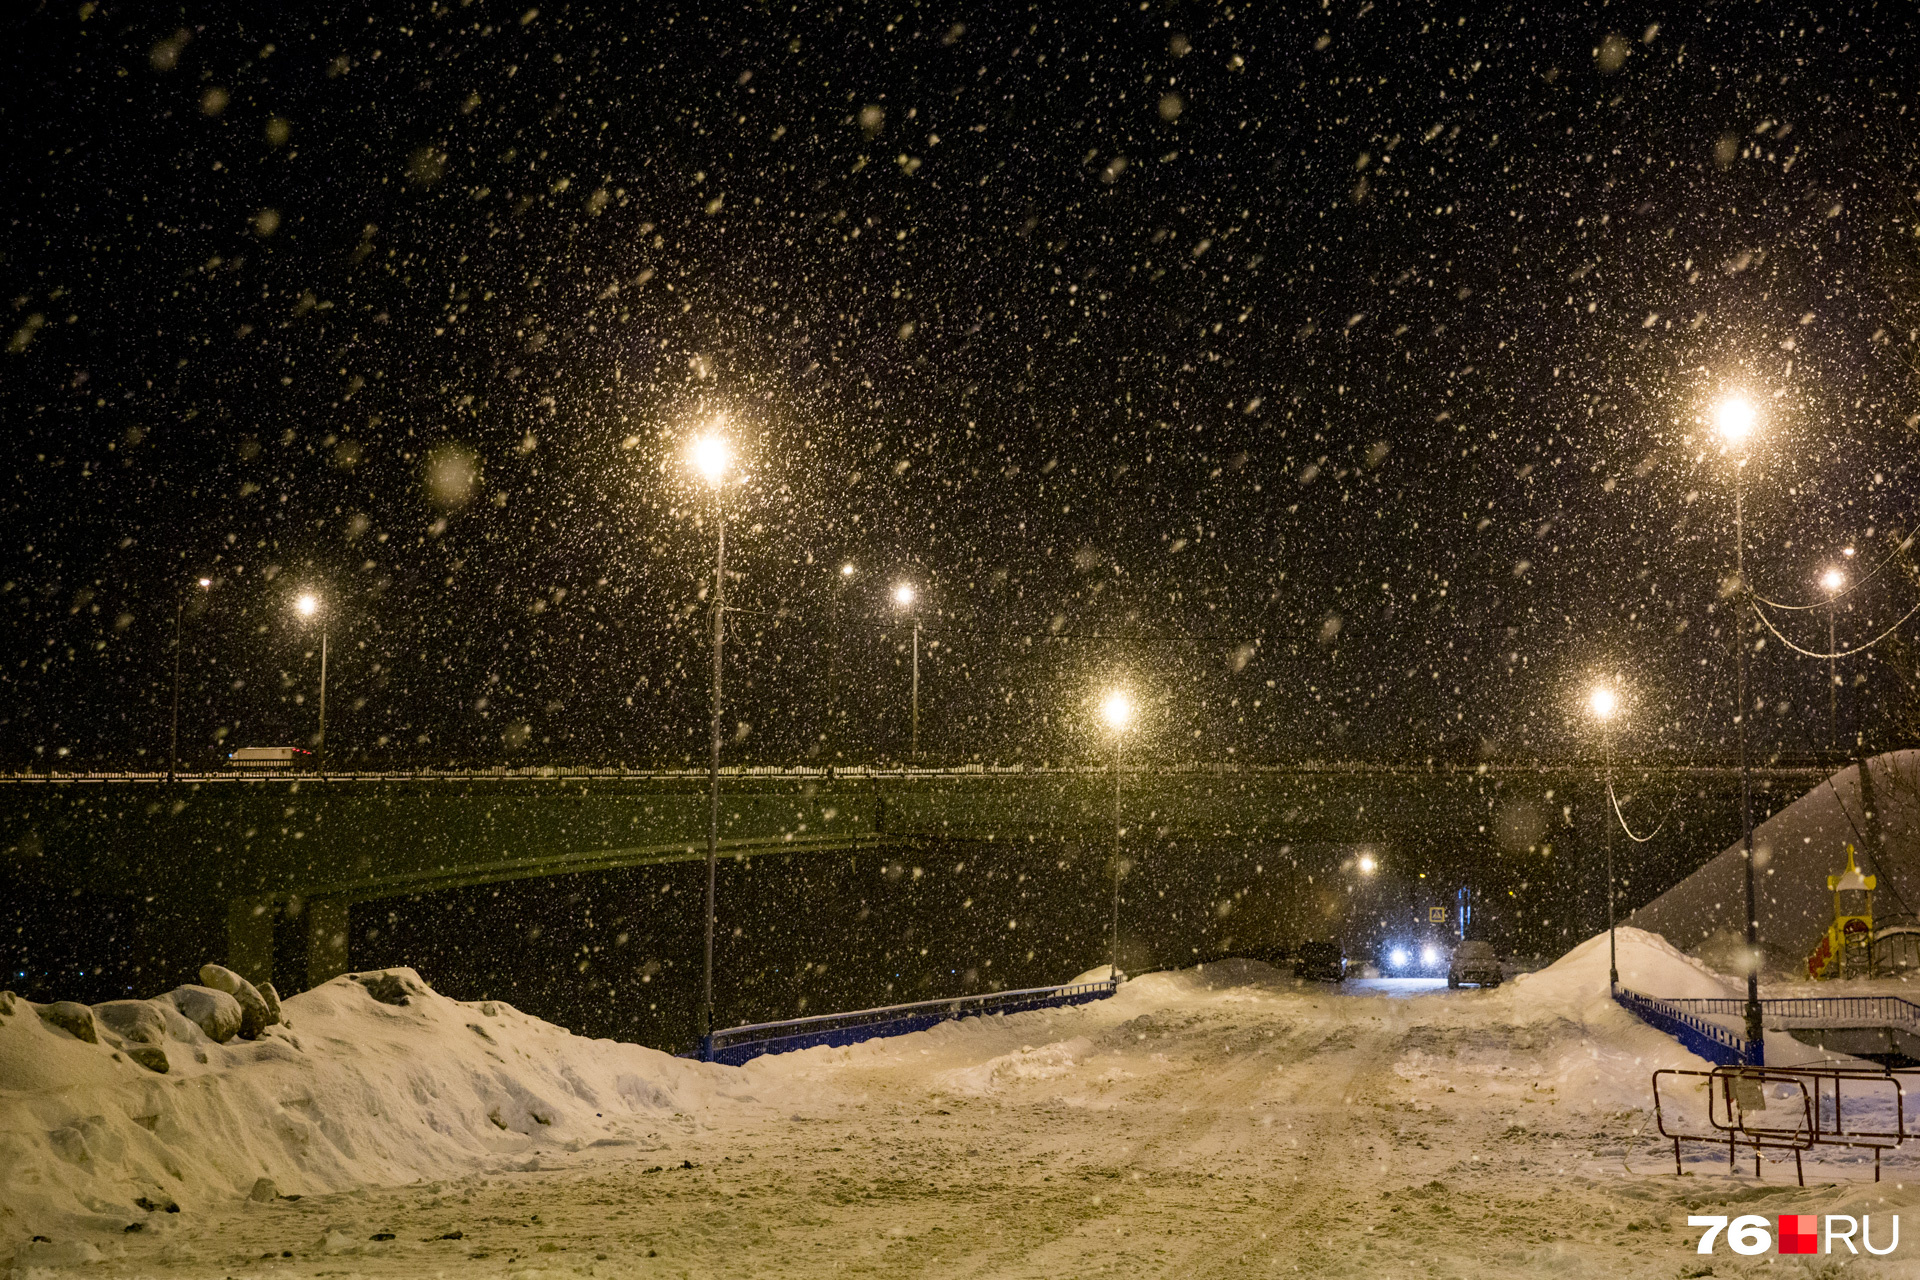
(294, 593, 327, 773)
(1715, 394, 1764, 1054)
(1100, 688, 1134, 981)
(826, 562, 854, 765)
(1822, 567, 1845, 753)
(169, 577, 212, 783)
(690, 431, 732, 1059)
(893, 583, 920, 761)
(1588, 684, 1619, 989)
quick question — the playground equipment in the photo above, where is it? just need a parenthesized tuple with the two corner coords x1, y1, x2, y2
(1806, 845, 1875, 980)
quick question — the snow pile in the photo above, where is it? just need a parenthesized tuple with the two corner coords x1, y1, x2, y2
(0, 968, 728, 1249)
(1508, 925, 1737, 1020)
(937, 1036, 1093, 1095)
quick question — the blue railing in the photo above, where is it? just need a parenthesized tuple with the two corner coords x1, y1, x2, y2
(693, 977, 1120, 1067)
(1664, 995, 1920, 1029)
(1614, 987, 1762, 1066)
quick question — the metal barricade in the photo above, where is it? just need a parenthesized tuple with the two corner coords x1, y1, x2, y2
(1652, 1063, 1913, 1184)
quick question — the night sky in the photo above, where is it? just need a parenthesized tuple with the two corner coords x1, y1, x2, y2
(5, 1, 1919, 772)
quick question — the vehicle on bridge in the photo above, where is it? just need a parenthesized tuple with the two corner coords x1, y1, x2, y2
(227, 746, 312, 769)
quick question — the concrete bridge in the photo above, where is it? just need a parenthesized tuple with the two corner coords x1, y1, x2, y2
(0, 761, 1827, 993)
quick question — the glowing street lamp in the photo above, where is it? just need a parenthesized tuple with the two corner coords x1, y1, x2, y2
(294, 593, 328, 773)
(1708, 391, 1767, 1052)
(1100, 686, 1135, 982)
(686, 425, 735, 1058)
(1588, 683, 1620, 988)
(893, 583, 921, 760)
(1356, 853, 1378, 876)
(168, 576, 214, 783)
(824, 563, 857, 766)
(1823, 566, 1845, 750)
(1714, 395, 1757, 449)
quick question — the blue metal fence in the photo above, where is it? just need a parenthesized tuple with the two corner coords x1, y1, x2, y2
(1664, 995, 1920, 1029)
(1614, 987, 1762, 1066)
(692, 977, 1120, 1066)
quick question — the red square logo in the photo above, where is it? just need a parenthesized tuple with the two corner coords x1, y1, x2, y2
(1778, 1215, 1818, 1255)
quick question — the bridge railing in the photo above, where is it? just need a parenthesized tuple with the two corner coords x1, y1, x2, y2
(1665, 995, 1920, 1029)
(1614, 987, 1762, 1066)
(694, 977, 1119, 1067)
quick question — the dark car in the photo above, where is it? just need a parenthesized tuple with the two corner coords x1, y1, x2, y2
(1294, 941, 1348, 982)
(1447, 940, 1502, 988)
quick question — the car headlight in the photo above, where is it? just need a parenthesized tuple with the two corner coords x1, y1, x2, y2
(1389, 947, 1408, 968)
(1421, 945, 1439, 966)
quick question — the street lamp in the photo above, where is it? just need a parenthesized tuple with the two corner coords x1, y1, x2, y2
(1714, 392, 1764, 1055)
(688, 428, 733, 1059)
(1822, 567, 1845, 751)
(824, 563, 856, 766)
(1100, 687, 1134, 982)
(1588, 684, 1619, 989)
(168, 577, 212, 783)
(294, 592, 328, 773)
(893, 583, 920, 761)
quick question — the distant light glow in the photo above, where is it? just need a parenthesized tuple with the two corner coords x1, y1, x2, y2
(893, 583, 916, 607)
(1588, 686, 1617, 721)
(1844, 546, 1857, 558)
(1389, 947, 1408, 968)
(295, 593, 319, 617)
(840, 563, 855, 577)
(1356, 853, 1378, 875)
(1714, 396, 1757, 446)
(1422, 944, 1439, 966)
(690, 433, 731, 485)
(1101, 689, 1134, 732)
(197, 577, 211, 589)
(1822, 568, 1845, 594)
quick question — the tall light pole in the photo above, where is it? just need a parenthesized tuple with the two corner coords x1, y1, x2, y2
(1100, 687, 1134, 981)
(1588, 684, 1619, 989)
(169, 576, 212, 783)
(691, 431, 733, 1059)
(827, 562, 854, 766)
(893, 583, 920, 761)
(1715, 394, 1764, 1054)
(1822, 566, 1845, 752)
(295, 593, 327, 773)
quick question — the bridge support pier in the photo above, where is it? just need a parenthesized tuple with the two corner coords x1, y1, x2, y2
(307, 897, 351, 989)
(225, 898, 275, 988)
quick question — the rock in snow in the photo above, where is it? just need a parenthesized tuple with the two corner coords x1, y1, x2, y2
(92, 1000, 173, 1074)
(166, 984, 242, 1043)
(35, 1001, 98, 1044)
(197, 963, 278, 1038)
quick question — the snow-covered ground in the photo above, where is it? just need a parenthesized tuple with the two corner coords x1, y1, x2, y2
(7, 930, 1920, 1277)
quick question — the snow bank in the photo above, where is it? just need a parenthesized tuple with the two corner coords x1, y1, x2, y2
(1508, 925, 1736, 1022)
(0, 969, 728, 1249)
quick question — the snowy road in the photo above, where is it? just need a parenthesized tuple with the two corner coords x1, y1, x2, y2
(32, 949, 1920, 1279)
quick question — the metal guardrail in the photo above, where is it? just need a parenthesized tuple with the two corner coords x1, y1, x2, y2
(1615, 987, 1763, 1066)
(1666, 995, 1920, 1028)
(0, 761, 1837, 785)
(693, 977, 1119, 1067)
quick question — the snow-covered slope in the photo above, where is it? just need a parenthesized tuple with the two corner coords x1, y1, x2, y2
(0, 969, 734, 1249)
(1628, 750, 1920, 970)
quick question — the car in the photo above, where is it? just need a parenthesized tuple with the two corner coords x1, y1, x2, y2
(1294, 941, 1348, 982)
(1448, 940, 1502, 988)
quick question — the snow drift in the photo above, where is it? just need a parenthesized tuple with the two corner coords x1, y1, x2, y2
(1629, 750, 1920, 970)
(0, 968, 727, 1249)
